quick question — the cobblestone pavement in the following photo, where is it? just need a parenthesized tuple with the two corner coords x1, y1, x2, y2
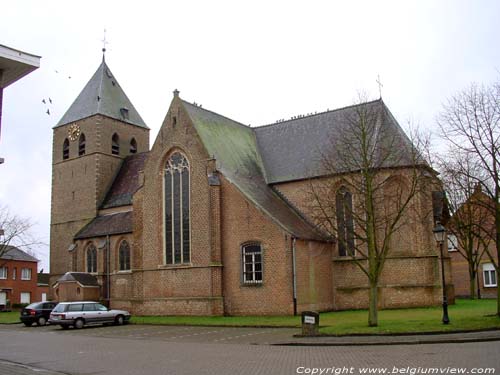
(0, 324, 499, 375)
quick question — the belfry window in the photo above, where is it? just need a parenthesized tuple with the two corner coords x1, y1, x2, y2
(86, 244, 97, 273)
(112, 133, 120, 155)
(63, 138, 69, 160)
(79, 133, 86, 156)
(242, 243, 263, 284)
(119, 240, 131, 271)
(336, 187, 355, 256)
(130, 138, 137, 154)
(164, 152, 190, 265)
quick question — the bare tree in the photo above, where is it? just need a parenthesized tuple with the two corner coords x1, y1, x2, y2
(308, 95, 431, 327)
(438, 81, 500, 314)
(438, 149, 491, 298)
(0, 205, 43, 262)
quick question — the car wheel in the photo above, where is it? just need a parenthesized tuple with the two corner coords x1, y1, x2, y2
(61, 325, 69, 330)
(114, 315, 124, 326)
(23, 322, 33, 327)
(74, 318, 85, 329)
(37, 316, 47, 326)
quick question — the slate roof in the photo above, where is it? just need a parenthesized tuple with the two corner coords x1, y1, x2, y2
(101, 152, 148, 209)
(0, 245, 38, 262)
(55, 59, 148, 129)
(255, 100, 421, 184)
(182, 101, 328, 241)
(74, 211, 133, 239)
(57, 272, 99, 286)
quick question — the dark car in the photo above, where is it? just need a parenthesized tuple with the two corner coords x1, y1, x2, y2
(20, 302, 58, 326)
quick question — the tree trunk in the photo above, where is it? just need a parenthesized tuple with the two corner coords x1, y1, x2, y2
(368, 281, 378, 327)
(468, 265, 476, 299)
(496, 189, 500, 316)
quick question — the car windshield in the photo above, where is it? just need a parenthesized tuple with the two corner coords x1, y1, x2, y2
(25, 303, 41, 309)
(51, 304, 67, 313)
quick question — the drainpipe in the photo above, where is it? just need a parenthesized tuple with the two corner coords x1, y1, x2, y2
(291, 236, 297, 316)
(106, 235, 111, 306)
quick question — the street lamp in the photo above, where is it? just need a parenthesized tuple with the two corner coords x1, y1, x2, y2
(433, 222, 450, 324)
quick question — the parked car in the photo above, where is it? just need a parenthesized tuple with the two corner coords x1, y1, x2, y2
(20, 302, 58, 326)
(49, 301, 131, 329)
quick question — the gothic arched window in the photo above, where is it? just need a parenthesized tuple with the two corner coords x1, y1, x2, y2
(112, 133, 120, 155)
(79, 133, 86, 156)
(119, 240, 131, 271)
(164, 152, 190, 264)
(336, 186, 355, 256)
(86, 244, 97, 273)
(63, 138, 69, 160)
(130, 138, 137, 154)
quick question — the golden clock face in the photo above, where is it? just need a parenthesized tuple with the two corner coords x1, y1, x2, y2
(68, 123, 81, 141)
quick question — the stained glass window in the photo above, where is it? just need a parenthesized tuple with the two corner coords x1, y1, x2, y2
(164, 152, 190, 264)
(119, 240, 131, 271)
(86, 244, 97, 273)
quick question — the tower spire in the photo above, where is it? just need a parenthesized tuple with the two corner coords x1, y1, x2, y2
(101, 29, 108, 61)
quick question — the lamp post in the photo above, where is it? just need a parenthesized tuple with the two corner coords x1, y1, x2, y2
(433, 222, 450, 324)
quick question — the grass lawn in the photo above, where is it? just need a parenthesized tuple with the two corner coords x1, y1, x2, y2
(131, 299, 500, 335)
(0, 311, 20, 324)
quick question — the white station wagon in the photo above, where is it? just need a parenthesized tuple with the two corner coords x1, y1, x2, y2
(49, 301, 131, 329)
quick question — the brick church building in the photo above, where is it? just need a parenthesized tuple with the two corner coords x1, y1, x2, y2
(49, 57, 452, 315)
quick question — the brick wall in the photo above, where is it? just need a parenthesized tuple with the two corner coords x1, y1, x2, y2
(0, 260, 38, 304)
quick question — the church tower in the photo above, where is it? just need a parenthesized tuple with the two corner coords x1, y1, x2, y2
(50, 56, 149, 282)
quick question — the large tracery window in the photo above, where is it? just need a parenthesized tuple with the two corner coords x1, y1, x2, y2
(336, 186, 355, 256)
(164, 152, 190, 264)
(86, 244, 97, 273)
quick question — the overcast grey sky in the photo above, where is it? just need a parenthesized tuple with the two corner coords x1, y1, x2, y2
(1, 0, 499, 271)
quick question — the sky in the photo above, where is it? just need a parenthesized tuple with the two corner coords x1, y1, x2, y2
(0, 0, 499, 271)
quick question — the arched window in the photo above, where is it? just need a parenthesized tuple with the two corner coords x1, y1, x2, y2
(130, 138, 137, 154)
(78, 133, 86, 156)
(336, 187, 355, 256)
(63, 138, 69, 160)
(86, 244, 97, 273)
(111, 133, 120, 155)
(164, 152, 190, 264)
(242, 243, 263, 284)
(119, 240, 131, 271)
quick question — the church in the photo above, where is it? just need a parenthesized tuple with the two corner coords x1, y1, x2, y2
(49, 56, 453, 316)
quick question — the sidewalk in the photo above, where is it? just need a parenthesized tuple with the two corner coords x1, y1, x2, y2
(274, 329, 500, 346)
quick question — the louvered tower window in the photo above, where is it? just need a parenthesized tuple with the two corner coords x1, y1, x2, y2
(336, 186, 355, 256)
(164, 152, 190, 265)
(130, 138, 137, 154)
(79, 133, 86, 156)
(111, 133, 120, 155)
(62, 138, 69, 160)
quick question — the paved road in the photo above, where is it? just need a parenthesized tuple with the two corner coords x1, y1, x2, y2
(0, 324, 499, 375)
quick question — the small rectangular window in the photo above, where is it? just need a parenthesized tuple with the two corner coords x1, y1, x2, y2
(242, 244, 263, 284)
(483, 263, 497, 287)
(12, 267, 16, 280)
(21, 268, 32, 280)
(20, 292, 31, 304)
(0, 267, 7, 279)
(447, 234, 458, 252)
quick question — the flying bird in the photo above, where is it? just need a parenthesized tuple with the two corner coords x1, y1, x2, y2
(49, 98, 52, 104)
(42, 99, 46, 104)
(46, 109, 50, 115)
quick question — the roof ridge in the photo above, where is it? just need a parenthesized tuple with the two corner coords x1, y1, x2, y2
(181, 100, 251, 129)
(257, 98, 383, 129)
